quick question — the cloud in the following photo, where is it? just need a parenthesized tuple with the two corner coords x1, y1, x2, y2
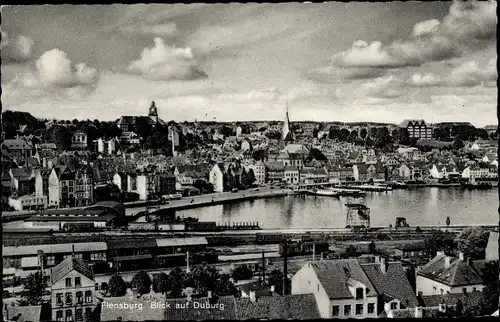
(127, 37, 207, 81)
(332, 0, 496, 69)
(119, 22, 177, 36)
(363, 75, 405, 99)
(1, 31, 34, 63)
(216, 88, 281, 102)
(449, 58, 497, 87)
(407, 73, 442, 87)
(3, 49, 99, 104)
(307, 65, 387, 83)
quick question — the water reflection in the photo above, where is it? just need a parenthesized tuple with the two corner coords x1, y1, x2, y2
(175, 189, 498, 229)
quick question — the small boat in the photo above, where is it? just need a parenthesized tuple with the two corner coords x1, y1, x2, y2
(314, 189, 340, 197)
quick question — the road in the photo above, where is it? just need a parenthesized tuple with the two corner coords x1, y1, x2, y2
(125, 187, 290, 216)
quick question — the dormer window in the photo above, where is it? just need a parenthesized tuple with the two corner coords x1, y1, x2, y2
(356, 287, 364, 300)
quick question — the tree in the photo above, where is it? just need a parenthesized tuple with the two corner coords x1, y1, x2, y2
(214, 273, 240, 298)
(452, 137, 464, 150)
(265, 131, 281, 140)
(423, 229, 456, 258)
(457, 227, 489, 259)
(108, 275, 128, 297)
(394, 128, 411, 145)
(241, 169, 256, 188)
(476, 129, 489, 140)
(219, 125, 234, 137)
(307, 148, 327, 162)
(134, 118, 153, 143)
(360, 128, 368, 140)
(312, 128, 319, 139)
(252, 149, 267, 161)
(49, 125, 72, 150)
(231, 264, 253, 282)
(374, 126, 392, 149)
(338, 129, 350, 142)
(346, 131, 358, 144)
(168, 268, 187, 298)
(22, 271, 47, 305)
(343, 245, 358, 257)
(153, 273, 171, 295)
(188, 262, 219, 296)
(131, 270, 152, 295)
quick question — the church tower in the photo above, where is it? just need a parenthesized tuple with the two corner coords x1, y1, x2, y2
(281, 102, 294, 148)
(149, 101, 159, 123)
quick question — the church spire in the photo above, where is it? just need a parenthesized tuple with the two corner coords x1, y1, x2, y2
(282, 101, 293, 146)
(149, 101, 158, 123)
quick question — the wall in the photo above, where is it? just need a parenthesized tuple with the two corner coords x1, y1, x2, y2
(291, 265, 332, 318)
(416, 275, 484, 296)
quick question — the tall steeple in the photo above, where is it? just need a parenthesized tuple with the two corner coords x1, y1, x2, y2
(282, 101, 293, 145)
(149, 101, 159, 123)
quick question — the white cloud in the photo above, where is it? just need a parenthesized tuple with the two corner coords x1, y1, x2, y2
(412, 19, 440, 37)
(407, 73, 442, 87)
(332, 0, 496, 69)
(127, 37, 207, 81)
(363, 75, 405, 99)
(449, 59, 497, 87)
(1, 31, 34, 63)
(307, 65, 386, 83)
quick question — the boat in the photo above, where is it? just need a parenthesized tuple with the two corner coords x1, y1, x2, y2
(313, 189, 340, 197)
(391, 181, 409, 189)
(461, 182, 492, 190)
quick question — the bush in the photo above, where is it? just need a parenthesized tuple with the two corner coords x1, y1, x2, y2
(108, 275, 127, 297)
(132, 270, 152, 295)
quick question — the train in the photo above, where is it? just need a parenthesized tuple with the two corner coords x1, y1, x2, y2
(279, 240, 330, 257)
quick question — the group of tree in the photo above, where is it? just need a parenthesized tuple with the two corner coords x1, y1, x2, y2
(433, 124, 495, 142)
(326, 126, 407, 149)
(106, 263, 240, 299)
(457, 227, 490, 260)
(423, 229, 456, 258)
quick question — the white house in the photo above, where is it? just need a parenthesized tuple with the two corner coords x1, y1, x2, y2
(209, 164, 225, 193)
(416, 252, 485, 296)
(245, 161, 266, 185)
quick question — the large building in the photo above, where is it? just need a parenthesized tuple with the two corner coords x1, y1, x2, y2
(281, 103, 295, 148)
(399, 120, 433, 140)
(117, 101, 167, 132)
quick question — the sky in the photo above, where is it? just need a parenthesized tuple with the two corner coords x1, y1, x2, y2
(1, 2, 497, 126)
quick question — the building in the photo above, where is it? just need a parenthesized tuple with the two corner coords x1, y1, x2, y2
(71, 131, 88, 150)
(352, 164, 369, 182)
(9, 167, 36, 195)
(264, 161, 285, 183)
(366, 164, 386, 181)
(50, 256, 96, 322)
(8, 195, 47, 211)
(48, 167, 62, 208)
(416, 252, 485, 296)
(136, 173, 158, 200)
(56, 166, 77, 208)
(3, 305, 51, 322)
(2, 139, 33, 160)
(245, 161, 266, 185)
(485, 231, 499, 262)
(75, 165, 94, 207)
(209, 163, 225, 193)
(117, 101, 167, 132)
(399, 120, 433, 140)
(291, 259, 379, 319)
(284, 166, 300, 184)
(281, 103, 295, 148)
(277, 150, 304, 169)
(157, 173, 176, 196)
(300, 167, 328, 184)
(35, 168, 52, 199)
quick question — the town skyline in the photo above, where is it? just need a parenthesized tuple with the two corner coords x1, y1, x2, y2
(1, 2, 497, 126)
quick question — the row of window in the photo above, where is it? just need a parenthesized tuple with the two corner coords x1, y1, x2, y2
(55, 308, 92, 321)
(332, 303, 375, 317)
(56, 291, 93, 306)
(65, 277, 82, 288)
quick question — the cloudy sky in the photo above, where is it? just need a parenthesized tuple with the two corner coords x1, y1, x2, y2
(1, 2, 497, 126)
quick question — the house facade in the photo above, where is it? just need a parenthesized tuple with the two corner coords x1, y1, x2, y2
(71, 132, 88, 150)
(209, 164, 225, 193)
(75, 166, 94, 207)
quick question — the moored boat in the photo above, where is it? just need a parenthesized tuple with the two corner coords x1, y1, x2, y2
(314, 189, 340, 197)
(461, 182, 493, 190)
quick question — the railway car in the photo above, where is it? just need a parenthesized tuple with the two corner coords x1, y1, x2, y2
(185, 221, 217, 232)
(279, 241, 330, 257)
(62, 222, 95, 232)
(256, 234, 285, 244)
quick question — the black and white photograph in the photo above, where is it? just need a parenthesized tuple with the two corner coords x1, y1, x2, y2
(1, 1, 499, 321)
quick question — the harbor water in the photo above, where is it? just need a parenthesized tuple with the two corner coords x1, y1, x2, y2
(176, 188, 499, 229)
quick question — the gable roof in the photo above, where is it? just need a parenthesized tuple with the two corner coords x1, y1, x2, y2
(50, 256, 93, 283)
(417, 254, 484, 287)
(361, 262, 419, 308)
(420, 292, 483, 308)
(10, 168, 34, 181)
(308, 259, 377, 300)
(164, 296, 237, 320)
(235, 294, 321, 320)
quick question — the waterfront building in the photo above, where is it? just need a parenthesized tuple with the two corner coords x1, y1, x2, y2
(461, 164, 481, 181)
(50, 256, 96, 322)
(157, 172, 177, 195)
(397, 164, 412, 181)
(415, 252, 485, 296)
(352, 164, 369, 182)
(8, 194, 47, 211)
(9, 167, 35, 195)
(245, 161, 266, 185)
(136, 173, 158, 200)
(209, 163, 225, 192)
(264, 161, 285, 183)
(291, 259, 379, 319)
(300, 167, 328, 184)
(399, 120, 433, 140)
(277, 150, 304, 169)
(284, 166, 300, 184)
(71, 131, 88, 150)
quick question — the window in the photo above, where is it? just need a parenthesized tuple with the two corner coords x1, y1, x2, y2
(332, 305, 340, 316)
(390, 302, 398, 310)
(56, 311, 63, 322)
(65, 292, 73, 305)
(65, 278, 72, 287)
(85, 290, 92, 303)
(433, 286, 436, 291)
(367, 303, 375, 314)
(75, 309, 83, 321)
(356, 287, 364, 300)
(344, 305, 351, 316)
(76, 291, 83, 304)
(440, 289, 444, 294)
(65, 310, 73, 322)
(356, 304, 364, 315)
(462, 288, 467, 293)
(84, 308, 92, 320)
(317, 284, 319, 292)
(75, 277, 81, 286)
(56, 293, 63, 305)
(473, 287, 477, 292)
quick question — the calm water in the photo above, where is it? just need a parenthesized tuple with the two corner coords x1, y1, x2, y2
(176, 188, 499, 229)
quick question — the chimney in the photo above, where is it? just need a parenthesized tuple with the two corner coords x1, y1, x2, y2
(380, 257, 387, 274)
(270, 285, 275, 293)
(466, 258, 471, 266)
(72, 245, 75, 257)
(313, 244, 316, 261)
(444, 256, 451, 269)
(375, 255, 381, 263)
(207, 291, 212, 299)
(249, 290, 257, 302)
(436, 251, 445, 257)
(186, 251, 190, 273)
(438, 303, 446, 313)
(414, 307, 423, 318)
(459, 252, 465, 261)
